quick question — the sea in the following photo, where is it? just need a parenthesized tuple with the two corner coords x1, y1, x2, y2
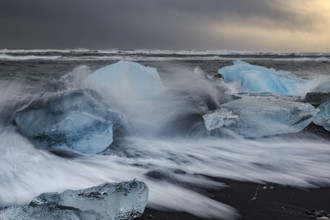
(0, 49, 330, 219)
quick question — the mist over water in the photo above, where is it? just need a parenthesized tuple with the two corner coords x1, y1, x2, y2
(0, 60, 330, 219)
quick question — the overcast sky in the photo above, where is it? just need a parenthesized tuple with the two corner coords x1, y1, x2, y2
(0, 0, 329, 52)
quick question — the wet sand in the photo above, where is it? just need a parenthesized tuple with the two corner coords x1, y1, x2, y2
(139, 125, 330, 220)
(140, 178, 330, 220)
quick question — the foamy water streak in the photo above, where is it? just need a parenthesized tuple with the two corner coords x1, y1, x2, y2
(0, 63, 330, 219)
(1, 128, 330, 218)
(1, 49, 330, 62)
(0, 129, 237, 219)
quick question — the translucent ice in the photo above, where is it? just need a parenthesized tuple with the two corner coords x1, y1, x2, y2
(84, 61, 164, 104)
(313, 101, 330, 131)
(203, 108, 239, 130)
(219, 60, 306, 96)
(0, 180, 148, 220)
(14, 89, 122, 154)
(204, 95, 317, 137)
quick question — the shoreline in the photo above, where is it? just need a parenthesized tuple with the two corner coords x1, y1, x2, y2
(140, 177, 330, 220)
(139, 124, 330, 220)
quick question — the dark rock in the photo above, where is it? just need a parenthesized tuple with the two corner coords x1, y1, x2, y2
(304, 92, 330, 107)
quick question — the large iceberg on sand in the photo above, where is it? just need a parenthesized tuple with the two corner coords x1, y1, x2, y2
(203, 96, 317, 138)
(313, 101, 330, 131)
(219, 60, 306, 96)
(15, 89, 122, 154)
(0, 180, 148, 220)
(84, 61, 164, 103)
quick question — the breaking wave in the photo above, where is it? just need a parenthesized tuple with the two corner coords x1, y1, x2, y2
(0, 61, 330, 219)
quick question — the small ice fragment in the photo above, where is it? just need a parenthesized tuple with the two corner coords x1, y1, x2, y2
(203, 108, 239, 130)
(313, 101, 330, 132)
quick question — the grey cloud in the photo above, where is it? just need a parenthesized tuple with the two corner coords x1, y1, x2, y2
(0, 0, 325, 49)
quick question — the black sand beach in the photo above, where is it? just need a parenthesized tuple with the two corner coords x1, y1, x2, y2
(140, 124, 330, 220)
(2, 0, 330, 219)
(0, 52, 329, 220)
(141, 179, 330, 220)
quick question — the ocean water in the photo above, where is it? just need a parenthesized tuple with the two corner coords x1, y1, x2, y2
(0, 49, 330, 219)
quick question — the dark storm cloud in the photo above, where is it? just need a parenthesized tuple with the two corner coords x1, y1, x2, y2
(0, 0, 324, 49)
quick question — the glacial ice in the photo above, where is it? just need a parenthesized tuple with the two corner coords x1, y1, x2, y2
(219, 60, 306, 96)
(0, 180, 148, 220)
(313, 101, 330, 131)
(203, 96, 317, 137)
(84, 61, 164, 103)
(0, 204, 95, 220)
(203, 108, 239, 130)
(14, 89, 122, 154)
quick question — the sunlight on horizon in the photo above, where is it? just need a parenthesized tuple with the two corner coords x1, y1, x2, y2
(212, 0, 330, 52)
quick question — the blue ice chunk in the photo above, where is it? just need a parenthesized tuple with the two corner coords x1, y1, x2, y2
(0, 180, 148, 220)
(0, 205, 91, 220)
(85, 61, 164, 102)
(203, 108, 239, 130)
(15, 89, 122, 154)
(204, 96, 317, 138)
(219, 60, 306, 96)
(313, 101, 330, 131)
